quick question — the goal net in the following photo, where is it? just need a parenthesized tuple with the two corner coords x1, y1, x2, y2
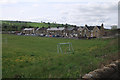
(57, 42, 74, 54)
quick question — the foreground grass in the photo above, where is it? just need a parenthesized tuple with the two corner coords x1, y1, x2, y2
(2, 34, 119, 78)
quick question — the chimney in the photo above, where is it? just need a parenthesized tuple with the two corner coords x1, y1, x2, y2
(85, 24, 88, 27)
(101, 23, 104, 27)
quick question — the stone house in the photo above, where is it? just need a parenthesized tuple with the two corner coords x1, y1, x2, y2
(81, 25, 92, 38)
(21, 24, 105, 38)
(64, 27, 79, 38)
(82, 24, 105, 38)
(22, 28, 35, 35)
(47, 27, 65, 37)
(35, 27, 47, 35)
(64, 27, 74, 37)
(92, 24, 105, 38)
(72, 27, 79, 38)
(77, 26, 84, 38)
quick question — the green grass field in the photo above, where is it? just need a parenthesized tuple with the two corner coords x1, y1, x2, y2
(2, 34, 119, 78)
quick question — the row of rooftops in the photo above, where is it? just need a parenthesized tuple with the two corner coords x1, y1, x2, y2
(47, 27, 65, 31)
(86, 26, 102, 30)
(23, 24, 104, 31)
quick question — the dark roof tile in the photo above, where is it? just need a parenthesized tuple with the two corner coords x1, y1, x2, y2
(97, 26, 101, 29)
(86, 26, 95, 30)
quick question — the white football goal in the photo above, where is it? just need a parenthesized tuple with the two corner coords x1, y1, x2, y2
(57, 42, 74, 54)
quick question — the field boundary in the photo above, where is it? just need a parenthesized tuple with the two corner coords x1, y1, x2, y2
(82, 59, 120, 80)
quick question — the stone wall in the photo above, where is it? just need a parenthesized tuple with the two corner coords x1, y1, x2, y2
(82, 59, 120, 80)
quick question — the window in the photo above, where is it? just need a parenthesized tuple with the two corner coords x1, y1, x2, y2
(85, 30, 86, 33)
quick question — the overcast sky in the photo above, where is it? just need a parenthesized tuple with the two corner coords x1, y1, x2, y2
(0, 0, 119, 29)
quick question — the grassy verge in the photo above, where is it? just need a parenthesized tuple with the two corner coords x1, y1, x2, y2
(2, 34, 119, 78)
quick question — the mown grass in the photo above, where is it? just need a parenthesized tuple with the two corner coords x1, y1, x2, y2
(2, 34, 119, 78)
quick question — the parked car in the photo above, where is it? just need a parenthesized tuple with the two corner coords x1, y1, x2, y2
(17, 33, 22, 35)
(45, 35, 49, 37)
(40, 34, 45, 37)
(49, 35, 52, 37)
(52, 35, 55, 37)
(56, 35, 60, 37)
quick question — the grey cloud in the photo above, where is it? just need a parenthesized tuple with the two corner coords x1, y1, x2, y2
(60, 2, 117, 28)
(31, 2, 117, 28)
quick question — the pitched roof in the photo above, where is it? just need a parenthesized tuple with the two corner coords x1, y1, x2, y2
(40, 27, 47, 30)
(47, 27, 65, 31)
(78, 26, 84, 30)
(80, 26, 84, 28)
(86, 26, 95, 30)
(66, 27, 75, 30)
(74, 27, 79, 30)
(36, 28, 40, 31)
(86, 26, 102, 30)
(24, 28, 34, 30)
(97, 26, 101, 29)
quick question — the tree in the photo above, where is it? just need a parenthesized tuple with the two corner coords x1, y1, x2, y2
(12, 26, 16, 31)
(3, 26, 8, 31)
(61, 24, 64, 27)
(48, 22, 50, 25)
(21, 26, 25, 30)
(29, 26, 32, 28)
(15, 26, 18, 31)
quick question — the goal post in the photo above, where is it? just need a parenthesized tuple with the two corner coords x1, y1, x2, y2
(57, 42, 74, 54)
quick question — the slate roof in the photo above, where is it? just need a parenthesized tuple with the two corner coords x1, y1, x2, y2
(66, 27, 75, 31)
(78, 26, 84, 30)
(36, 28, 40, 31)
(86, 26, 95, 30)
(36, 27, 47, 31)
(86, 26, 101, 30)
(97, 26, 101, 29)
(47, 27, 65, 31)
(24, 28, 34, 30)
(80, 26, 84, 28)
